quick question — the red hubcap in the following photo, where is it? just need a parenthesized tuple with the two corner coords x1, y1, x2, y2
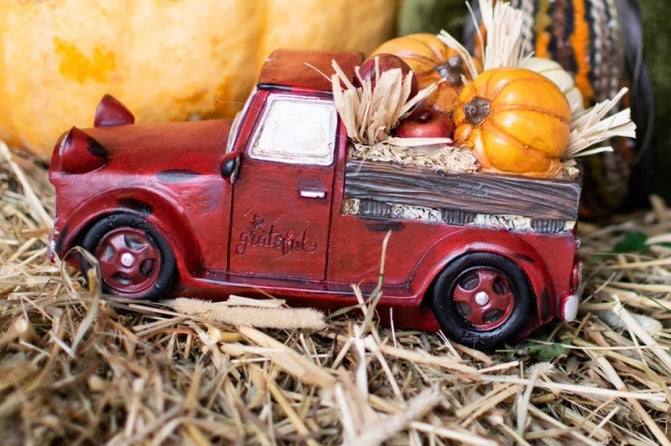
(95, 227, 161, 296)
(452, 268, 515, 330)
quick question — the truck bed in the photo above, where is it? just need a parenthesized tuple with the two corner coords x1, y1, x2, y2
(343, 160, 581, 233)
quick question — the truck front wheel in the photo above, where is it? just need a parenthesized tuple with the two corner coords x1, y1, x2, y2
(431, 252, 532, 350)
(82, 214, 176, 300)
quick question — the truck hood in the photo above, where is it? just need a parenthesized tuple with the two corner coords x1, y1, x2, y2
(52, 119, 233, 176)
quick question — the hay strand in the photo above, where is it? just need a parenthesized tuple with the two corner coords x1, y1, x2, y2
(168, 297, 326, 330)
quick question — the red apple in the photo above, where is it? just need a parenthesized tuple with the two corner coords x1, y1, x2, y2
(394, 107, 455, 139)
(354, 53, 419, 98)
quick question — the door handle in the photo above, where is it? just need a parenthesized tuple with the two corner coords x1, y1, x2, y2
(299, 189, 326, 199)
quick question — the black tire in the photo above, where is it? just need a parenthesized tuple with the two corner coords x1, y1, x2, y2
(430, 252, 533, 350)
(82, 214, 176, 300)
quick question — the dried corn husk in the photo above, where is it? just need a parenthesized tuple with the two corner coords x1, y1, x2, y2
(565, 88, 637, 158)
(467, 0, 531, 70)
(331, 57, 440, 146)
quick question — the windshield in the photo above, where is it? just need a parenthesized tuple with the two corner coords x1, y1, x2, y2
(225, 88, 257, 153)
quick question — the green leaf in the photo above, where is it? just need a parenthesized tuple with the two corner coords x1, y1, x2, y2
(526, 343, 569, 361)
(614, 231, 648, 253)
(504, 340, 570, 361)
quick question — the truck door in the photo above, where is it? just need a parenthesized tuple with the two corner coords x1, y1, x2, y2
(230, 93, 337, 280)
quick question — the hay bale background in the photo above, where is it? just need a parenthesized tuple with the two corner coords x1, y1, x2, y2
(1, 146, 670, 444)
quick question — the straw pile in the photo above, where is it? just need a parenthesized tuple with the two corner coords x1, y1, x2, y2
(348, 142, 479, 174)
(1, 143, 670, 444)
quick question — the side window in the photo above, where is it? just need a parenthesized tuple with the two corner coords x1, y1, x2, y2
(249, 95, 336, 166)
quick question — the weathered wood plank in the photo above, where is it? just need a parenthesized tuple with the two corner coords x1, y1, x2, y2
(344, 161, 581, 221)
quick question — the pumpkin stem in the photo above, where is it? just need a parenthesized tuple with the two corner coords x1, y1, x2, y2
(463, 97, 491, 126)
(436, 55, 465, 86)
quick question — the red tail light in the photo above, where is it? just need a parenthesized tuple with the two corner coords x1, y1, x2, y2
(57, 127, 107, 174)
(94, 94, 134, 127)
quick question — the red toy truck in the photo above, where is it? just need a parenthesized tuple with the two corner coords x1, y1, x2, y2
(49, 50, 582, 349)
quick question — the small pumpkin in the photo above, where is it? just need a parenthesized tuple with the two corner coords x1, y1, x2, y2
(453, 67, 571, 177)
(369, 33, 475, 113)
(0, 0, 397, 159)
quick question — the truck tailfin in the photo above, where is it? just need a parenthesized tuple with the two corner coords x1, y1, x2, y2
(94, 95, 135, 128)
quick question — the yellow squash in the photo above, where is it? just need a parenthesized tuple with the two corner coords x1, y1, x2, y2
(0, 0, 397, 159)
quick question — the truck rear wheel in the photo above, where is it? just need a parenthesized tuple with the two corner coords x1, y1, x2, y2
(431, 252, 532, 350)
(82, 214, 176, 300)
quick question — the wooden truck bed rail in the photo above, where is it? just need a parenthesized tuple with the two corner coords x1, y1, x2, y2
(343, 160, 581, 232)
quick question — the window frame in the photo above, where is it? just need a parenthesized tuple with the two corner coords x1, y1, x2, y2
(226, 88, 257, 154)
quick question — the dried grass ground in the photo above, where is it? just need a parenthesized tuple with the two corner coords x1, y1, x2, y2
(1, 146, 670, 445)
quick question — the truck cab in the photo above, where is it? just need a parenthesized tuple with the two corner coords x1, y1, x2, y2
(49, 49, 582, 349)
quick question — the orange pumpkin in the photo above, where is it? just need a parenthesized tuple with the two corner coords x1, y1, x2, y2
(370, 33, 475, 113)
(453, 68, 571, 177)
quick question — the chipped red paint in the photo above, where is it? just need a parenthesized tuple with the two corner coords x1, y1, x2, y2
(49, 50, 582, 348)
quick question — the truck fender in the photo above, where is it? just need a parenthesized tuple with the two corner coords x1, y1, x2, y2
(412, 229, 554, 324)
(55, 186, 202, 278)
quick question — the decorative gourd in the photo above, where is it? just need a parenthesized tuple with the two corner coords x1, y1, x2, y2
(453, 67, 571, 177)
(370, 33, 475, 114)
(0, 0, 397, 159)
(520, 57, 585, 115)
